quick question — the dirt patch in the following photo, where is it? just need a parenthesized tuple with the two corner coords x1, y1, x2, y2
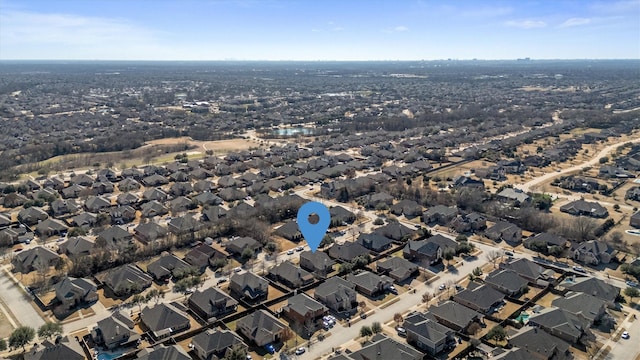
(0, 309, 14, 338)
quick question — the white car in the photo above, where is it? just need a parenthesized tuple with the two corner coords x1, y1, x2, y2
(622, 331, 630, 339)
(295, 347, 306, 355)
(438, 284, 446, 290)
(233, 267, 242, 273)
(287, 250, 294, 255)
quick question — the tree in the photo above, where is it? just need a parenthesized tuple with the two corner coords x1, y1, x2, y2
(394, 313, 403, 325)
(486, 325, 507, 344)
(443, 248, 455, 267)
(485, 250, 501, 268)
(373, 218, 384, 226)
(624, 287, 640, 303)
(37, 322, 63, 339)
(371, 322, 382, 334)
(599, 156, 609, 164)
(359, 325, 373, 339)
(9, 326, 35, 351)
(467, 322, 482, 336)
(280, 327, 294, 350)
(224, 343, 248, 360)
(0, 338, 6, 351)
(131, 294, 146, 313)
(240, 248, 254, 262)
(147, 288, 164, 304)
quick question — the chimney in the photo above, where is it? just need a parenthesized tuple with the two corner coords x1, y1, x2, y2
(115, 325, 120, 335)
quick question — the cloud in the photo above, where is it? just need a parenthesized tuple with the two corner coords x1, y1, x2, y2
(505, 20, 547, 29)
(460, 6, 513, 18)
(559, 18, 592, 28)
(0, 9, 176, 59)
(590, 0, 640, 13)
(383, 25, 409, 33)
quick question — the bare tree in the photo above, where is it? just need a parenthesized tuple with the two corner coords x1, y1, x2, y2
(485, 250, 502, 268)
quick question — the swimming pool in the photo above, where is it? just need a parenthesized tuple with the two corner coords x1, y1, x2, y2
(96, 350, 126, 360)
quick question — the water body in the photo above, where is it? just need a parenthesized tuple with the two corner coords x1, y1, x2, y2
(271, 127, 315, 136)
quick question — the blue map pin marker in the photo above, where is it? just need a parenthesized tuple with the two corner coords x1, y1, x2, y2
(297, 201, 331, 253)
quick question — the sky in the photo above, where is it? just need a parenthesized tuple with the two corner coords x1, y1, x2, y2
(0, 0, 639, 61)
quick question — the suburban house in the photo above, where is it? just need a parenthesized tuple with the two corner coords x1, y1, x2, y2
(404, 312, 455, 356)
(389, 199, 423, 218)
(136, 345, 190, 360)
(133, 223, 168, 244)
(631, 211, 640, 228)
(96, 225, 133, 248)
(236, 309, 286, 347)
(348, 334, 424, 360)
(314, 276, 358, 315)
(268, 261, 314, 289)
(59, 236, 95, 257)
(191, 329, 247, 360)
(140, 200, 168, 218)
(403, 235, 457, 266)
(103, 264, 153, 296)
(496, 188, 530, 205)
(374, 222, 416, 242)
(572, 240, 615, 265)
(377, 256, 419, 283)
(282, 293, 328, 333)
(450, 213, 487, 233)
(274, 221, 302, 241)
(499, 258, 556, 285)
(229, 272, 269, 302)
(551, 291, 607, 325)
(452, 282, 505, 314)
(17, 206, 48, 225)
(188, 288, 238, 321)
(327, 242, 370, 262)
(345, 271, 393, 297)
(562, 277, 620, 307)
(485, 221, 522, 244)
(168, 214, 203, 235)
(147, 254, 192, 281)
(184, 243, 218, 271)
(12, 246, 60, 273)
(225, 237, 262, 256)
(34, 218, 68, 237)
(422, 205, 457, 225)
(356, 233, 394, 252)
(24, 336, 85, 360)
(91, 311, 139, 350)
(508, 326, 572, 360)
(484, 269, 529, 297)
(140, 303, 191, 341)
(524, 232, 567, 251)
(329, 206, 356, 226)
(428, 301, 484, 333)
(53, 276, 98, 312)
(299, 250, 335, 278)
(528, 307, 588, 343)
(559, 200, 608, 218)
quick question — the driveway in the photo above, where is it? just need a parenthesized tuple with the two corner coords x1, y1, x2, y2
(0, 266, 45, 329)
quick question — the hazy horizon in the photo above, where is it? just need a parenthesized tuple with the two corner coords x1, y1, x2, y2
(1, 0, 639, 61)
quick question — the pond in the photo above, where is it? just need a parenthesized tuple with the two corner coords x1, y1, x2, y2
(270, 127, 315, 136)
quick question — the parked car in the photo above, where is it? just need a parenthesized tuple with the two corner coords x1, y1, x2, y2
(287, 249, 294, 255)
(234, 267, 242, 273)
(438, 284, 446, 290)
(504, 251, 514, 256)
(264, 344, 276, 354)
(573, 266, 586, 273)
(296, 246, 304, 252)
(622, 331, 630, 339)
(388, 285, 398, 294)
(396, 326, 407, 337)
(295, 347, 306, 355)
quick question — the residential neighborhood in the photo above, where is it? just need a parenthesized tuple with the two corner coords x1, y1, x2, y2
(0, 59, 639, 360)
